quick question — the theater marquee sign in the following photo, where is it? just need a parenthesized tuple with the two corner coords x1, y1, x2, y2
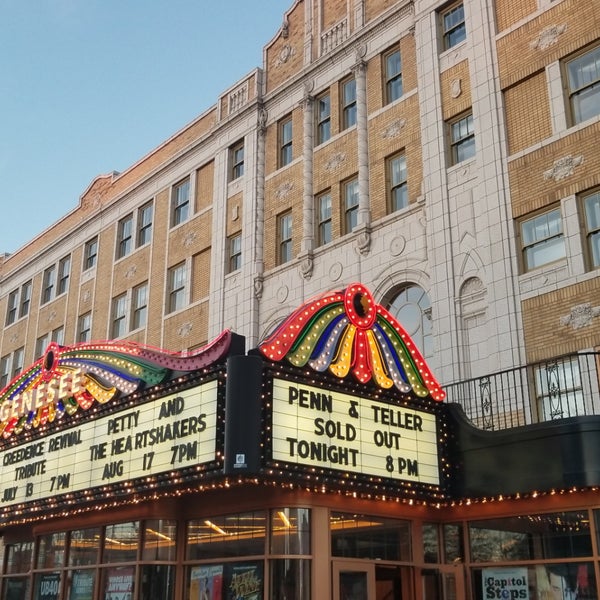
(0, 381, 218, 507)
(272, 379, 439, 485)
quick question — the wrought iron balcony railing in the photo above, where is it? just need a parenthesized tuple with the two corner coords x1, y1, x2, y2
(444, 352, 600, 431)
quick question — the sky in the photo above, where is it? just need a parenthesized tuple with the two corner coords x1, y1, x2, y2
(0, 1, 288, 255)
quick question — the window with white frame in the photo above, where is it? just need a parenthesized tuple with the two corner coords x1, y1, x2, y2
(58, 256, 70, 295)
(565, 44, 600, 125)
(171, 178, 191, 227)
(316, 192, 332, 247)
(116, 214, 134, 259)
(35, 333, 50, 360)
(278, 212, 293, 265)
(316, 93, 331, 145)
(228, 234, 242, 274)
(520, 208, 565, 272)
(449, 112, 475, 164)
(343, 178, 359, 234)
(388, 153, 408, 212)
(5, 290, 18, 326)
(341, 77, 357, 130)
(78, 312, 92, 343)
(18, 281, 32, 320)
(12, 347, 24, 378)
(52, 326, 65, 346)
(384, 48, 402, 104)
(583, 190, 600, 269)
(0, 355, 9, 389)
(41, 265, 56, 305)
(441, 2, 466, 50)
(230, 140, 244, 180)
(534, 357, 585, 421)
(137, 201, 154, 247)
(279, 116, 293, 167)
(131, 282, 148, 330)
(83, 236, 98, 271)
(111, 293, 128, 338)
(41, 255, 70, 304)
(167, 263, 187, 314)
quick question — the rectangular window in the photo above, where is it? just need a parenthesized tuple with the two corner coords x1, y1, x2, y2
(19, 281, 32, 319)
(171, 178, 190, 227)
(316, 192, 332, 246)
(343, 178, 359, 234)
(442, 3, 466, 50)
(230, 140, 244, 180)
(12, 347, 24, 378)
(520, 208, 565, 271)
(137, 201, 153, 247)
(41, 265, 56, 304)
(111, 293, 128, 338)
(388, 154, 408, 212)
(534, 357, 584, 421)
(565, 44, 600, 124)
(278, 212, 293, 265)
(341, 77, 357, 130)
(167, 263, 187, 314)
(384, 48, 402, 104)
(52, 326, 65, 346)
(84, 236, 98, 270)
(449, 112, 475, 164)
(5, 290, 18, 326)
(228, 234, 242, 273)
(279, 117, 293, 167)
(131, 283, 148, 330)
(316, 93, 331, 145)
(35, 333, 50, 360)
(58, 255, 70, 295)
(78, 312, 92, 343)
(116, 214, 134, 259)
(0, 355, 9, 389)
(583, 190, 600, 268)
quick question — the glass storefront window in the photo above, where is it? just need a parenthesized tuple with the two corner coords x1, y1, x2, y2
(270, 559, 310, 600)
(330, 512, 411, 561)
(4, 542, 33, 574)
(67, 569, 95, 600)
(270, 509, 311, 555)
(186, 511, 266, 560)
(36, 533, 66, 569)
(187, 561, 263, 600)
(2, 577, 30, 600)
(142, 519, 177, 561)
(33, 572, 60, 600)
(443, 523, 464, 563)
(423, 523, 440, 563)
(469, 511, 592, 562)
(140, 565, 174, 600)
(69, 528, 101, 566)
(100, 565, 135, 599)
(103, 522, 139, 563)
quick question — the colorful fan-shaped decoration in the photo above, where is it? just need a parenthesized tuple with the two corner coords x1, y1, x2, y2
(259, 283, 445, 401)
(0, 330, 234, 439)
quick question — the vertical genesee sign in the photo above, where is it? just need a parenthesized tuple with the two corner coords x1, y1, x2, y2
(272, 379, 440, 485)
(0, 381, 218, 508)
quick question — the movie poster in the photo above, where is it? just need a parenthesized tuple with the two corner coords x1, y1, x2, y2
(225, 562, 263, 600)
(104, 567, 134, 600)
(190, 565, 223, 600)
(69, 571, 95, 600)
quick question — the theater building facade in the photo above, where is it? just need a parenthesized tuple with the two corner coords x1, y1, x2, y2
(0, 284, 598, 600)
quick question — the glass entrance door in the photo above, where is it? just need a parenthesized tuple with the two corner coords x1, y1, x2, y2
(421, 566, 465, 600)
(333, 562, 375, 600)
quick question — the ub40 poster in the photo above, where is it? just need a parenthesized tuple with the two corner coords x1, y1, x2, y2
(226, 562, 263, 600)
(190, 565, 223, 600)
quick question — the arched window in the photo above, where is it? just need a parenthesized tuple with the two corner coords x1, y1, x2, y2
(386, 284, 433, 360)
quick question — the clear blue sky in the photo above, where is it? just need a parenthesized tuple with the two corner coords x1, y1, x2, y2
(0, 1, 287, 255)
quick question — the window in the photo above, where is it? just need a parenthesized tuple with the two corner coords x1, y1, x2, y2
(388, 154, 408, 212)
(52, 326, 65, 346)
(566, 44, 600, 124)
(520, 208, 565, 271)
(58, 255, 70, 295)
(171, 178, 190, 227)
(583, 191, 600, 268)
(278, 212, 293, 264)
(279, 116, 293, 167)
(5, 290, 18, 325)
(341, 77, 357, 129)
(41, 266, 56, 304)
(12, 348, 24, 378)
(384, 49, 402, 104)
(534, 357, 585, 421)
(116, 214, 134, 259)
(449, 112, 475, 164)
(84, 236, 98, 270)
(111, 293, 127, 338)
(167, 263, 187, 314)
(18, 281, 32, 319)
(230, 140, 244, 180)
(132, 283, 148, 330)
(0, 355, 9, 389)
(137, 201, 153, 247)
(35, 333, 50, 360)
(228, 234, 242, 273)
(441, 3, 466, 50)
(343, 178, 359, 234)
(316, 192, 332, 246)
(77, 312, 92, 343)
(316, 93, 331, 144)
